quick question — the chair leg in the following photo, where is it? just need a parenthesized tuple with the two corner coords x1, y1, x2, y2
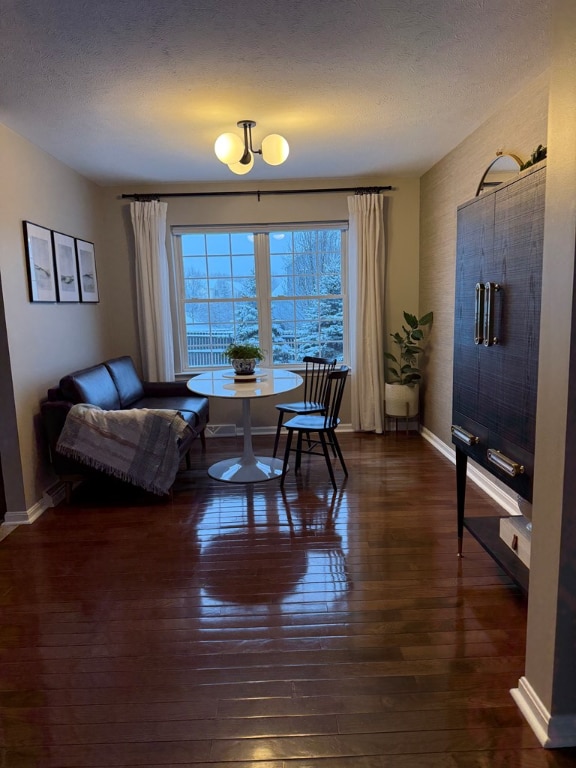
(272, 410, 285, 458)
(318, 430, 337, 490)
(295, 431, 304, 474)
(200, 429, 207, 451)
(280, 428, 294, 487)
(330, 430, 348, 476)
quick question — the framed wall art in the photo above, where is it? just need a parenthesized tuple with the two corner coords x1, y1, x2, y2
(52, 231, 80, 302)
(75, 238, 99, 303)
(23, 221, 57, 302)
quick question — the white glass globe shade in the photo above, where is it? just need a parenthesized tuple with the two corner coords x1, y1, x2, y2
(261, 134, 289, 166)
(214, 133, 244, 164)
(228, 152, 254, 175)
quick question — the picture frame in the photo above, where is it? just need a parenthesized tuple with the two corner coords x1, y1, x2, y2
(75, 238, 99, 302)
(52, 231, 80, 302)
(23, 221, 57, 302)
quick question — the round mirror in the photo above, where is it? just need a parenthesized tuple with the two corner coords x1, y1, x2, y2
(476, 152, 523, 196)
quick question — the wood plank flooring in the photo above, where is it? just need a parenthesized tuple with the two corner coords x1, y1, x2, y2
(2, 432, 576, 767)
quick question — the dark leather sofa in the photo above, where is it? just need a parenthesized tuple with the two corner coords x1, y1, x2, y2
(41, 355, 209, 499)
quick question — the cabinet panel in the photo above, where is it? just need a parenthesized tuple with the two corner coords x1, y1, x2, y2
(490, 170, 545, 451)
(452, 193, 494, 421)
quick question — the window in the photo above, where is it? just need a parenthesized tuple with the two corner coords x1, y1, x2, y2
(171, 224, 347, 371)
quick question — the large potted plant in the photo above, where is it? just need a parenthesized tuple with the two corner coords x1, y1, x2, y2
(384, 310, 433, 419)
(224, 341, 265, 376)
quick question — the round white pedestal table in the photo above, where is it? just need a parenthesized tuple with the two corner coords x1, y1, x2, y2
(186, 368, 303, 483)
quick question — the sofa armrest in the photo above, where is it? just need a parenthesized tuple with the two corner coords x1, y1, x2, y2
(40, 399, 88, 476)
(141, 380, 194, 398)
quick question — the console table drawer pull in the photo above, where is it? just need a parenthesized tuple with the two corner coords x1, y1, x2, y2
(451, 425, 479, 446)
(487, 449, 524, 477)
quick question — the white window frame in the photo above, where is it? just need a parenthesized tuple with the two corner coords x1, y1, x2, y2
(170, 222, 349, 373)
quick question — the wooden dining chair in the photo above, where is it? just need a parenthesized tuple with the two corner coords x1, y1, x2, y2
(280, 366, 349, 490)
(271, 355, 337, 458)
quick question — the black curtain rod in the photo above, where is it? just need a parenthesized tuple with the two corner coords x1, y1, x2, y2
(121, 185, 393, 202)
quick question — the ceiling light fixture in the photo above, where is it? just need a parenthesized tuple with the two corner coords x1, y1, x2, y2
(214, 120, 289, 175)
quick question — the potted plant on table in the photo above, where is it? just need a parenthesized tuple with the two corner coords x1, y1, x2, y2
(224, 341, 265, 376)
(384, 310, 433, 419)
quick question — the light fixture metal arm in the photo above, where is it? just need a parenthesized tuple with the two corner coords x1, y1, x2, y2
(238, 120, 261, 164)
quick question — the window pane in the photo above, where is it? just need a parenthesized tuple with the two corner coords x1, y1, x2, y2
(320, 266, 341, 294)
(209, 301, 234, 324)
(184, 277, 207, 300)
(231, 255, 255, 279)
(234, 302, 259, 341)
(271, 273, 293, 297)
(271, 299, 294, 323)
(295, 298, 317, 320)
(206, 233, 230, 256)
(185, 303, 209, 324)
(207, 256, 231, 278)
(230, 233, 254, 255)
(181, 234, 206, 256)
(294, 272, 318, 297)
(183, 255, 207, 278)
(269, 231, 291, 254)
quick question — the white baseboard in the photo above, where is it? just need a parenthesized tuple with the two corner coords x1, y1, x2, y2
(43, 481, 67, 507)
(511, 678, 551, 746)
(511, 677, 576, 747)
(4, 498, 48, 525)
(211, 423, 355, 437)
(4, 480, 66, 526)
(420, 426, 521, 516)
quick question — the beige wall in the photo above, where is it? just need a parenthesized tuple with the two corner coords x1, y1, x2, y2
(101, 175, 421, 429)
(419, 73, 549, 451)
(0, 123, 105, 510)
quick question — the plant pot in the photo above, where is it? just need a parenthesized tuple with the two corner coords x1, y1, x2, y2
(231, 358, 258, 375)
(384, 382, 419, 418)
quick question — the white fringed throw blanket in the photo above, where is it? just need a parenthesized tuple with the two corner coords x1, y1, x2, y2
(56, 404, 190, 495)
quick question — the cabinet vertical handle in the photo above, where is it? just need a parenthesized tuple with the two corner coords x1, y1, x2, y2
(483, 282, 500, 346)
(474, 283, 484, 345)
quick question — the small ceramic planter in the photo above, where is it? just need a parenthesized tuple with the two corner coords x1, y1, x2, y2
(231, 358, 258, 375)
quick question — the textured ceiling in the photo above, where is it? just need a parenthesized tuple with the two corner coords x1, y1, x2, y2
(0, 0, 551, 186)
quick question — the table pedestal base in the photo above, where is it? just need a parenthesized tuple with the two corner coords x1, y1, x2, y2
(208, 456, 284, 483)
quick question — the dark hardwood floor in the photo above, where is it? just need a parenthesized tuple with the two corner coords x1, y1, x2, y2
(1, 432, 576, 767)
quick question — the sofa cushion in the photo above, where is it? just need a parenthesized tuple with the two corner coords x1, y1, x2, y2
(105, 356, 145, 407)
(59, 364, 121, 410)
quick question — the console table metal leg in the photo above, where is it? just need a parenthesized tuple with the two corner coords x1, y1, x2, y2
(456, 446, 467, 557)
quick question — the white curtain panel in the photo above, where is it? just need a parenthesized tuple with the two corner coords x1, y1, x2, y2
(130, 200, 175, 381)
(347, 194, 386, 432)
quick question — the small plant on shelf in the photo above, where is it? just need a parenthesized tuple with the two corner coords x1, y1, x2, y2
(519, 144, 547, 171)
